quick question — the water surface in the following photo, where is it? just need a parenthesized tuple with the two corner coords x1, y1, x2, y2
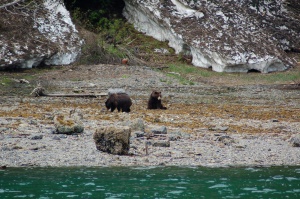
(1, 166, 300, 198)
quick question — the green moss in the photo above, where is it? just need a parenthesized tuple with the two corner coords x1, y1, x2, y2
(0, 77, 13, 85)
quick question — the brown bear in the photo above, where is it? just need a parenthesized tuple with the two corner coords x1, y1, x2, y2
(105, 93, 132, 113)
(147, 90, 167, 110)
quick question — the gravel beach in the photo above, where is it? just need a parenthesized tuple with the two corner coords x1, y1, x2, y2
(0, 64, 300, 167)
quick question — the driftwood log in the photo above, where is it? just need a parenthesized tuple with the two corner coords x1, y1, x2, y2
(30, 86, 107, 98)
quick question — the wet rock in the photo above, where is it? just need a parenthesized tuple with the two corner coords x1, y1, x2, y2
(93, 126, 131, 155)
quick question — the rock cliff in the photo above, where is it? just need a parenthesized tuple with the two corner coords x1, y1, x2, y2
(0, 0, 82, 69)
(123, 0, 300, 73)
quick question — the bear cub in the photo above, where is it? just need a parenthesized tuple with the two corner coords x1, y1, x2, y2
(105, 93, 132, 113)
(147, 90, 167, 110)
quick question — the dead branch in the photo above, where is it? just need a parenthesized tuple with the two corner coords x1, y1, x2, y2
(30, 86, 107, 98)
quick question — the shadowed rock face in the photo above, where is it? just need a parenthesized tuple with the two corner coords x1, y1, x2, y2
(123, 0, 300, 73)
(0, 0, 82, 69)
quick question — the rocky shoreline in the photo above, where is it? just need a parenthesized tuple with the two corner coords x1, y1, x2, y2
(0, 64, 300, 167)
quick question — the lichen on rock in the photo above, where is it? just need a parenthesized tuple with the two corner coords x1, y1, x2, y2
(0, 0, 83, 69)
(93, 126, 131, 155)
(123, 0, 300, 73)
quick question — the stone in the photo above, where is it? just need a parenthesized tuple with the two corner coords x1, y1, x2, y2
(151, 126, 167, 134)
(216, 135, 235, 146)
(123, 0, 299, 73)
(168, 134, 181, 141)
(93, 126, 131, 155)
(53, 115, 84, 135)
(28, 134, 43, 140)
(133, 131, 145, 138)
(152, 140, 170, 147)
(289, 135, 300, 147)
(129, 118, 145, 132)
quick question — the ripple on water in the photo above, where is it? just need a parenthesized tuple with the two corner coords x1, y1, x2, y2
(131, 166, 160, 170)
(209, 184, 229, 189)
(168, 190, 184, 194)
(244, 167, 262, 172)
(286, 177, 298, 181)
(242, 187, 258, 191)
(272, 175, 284, 180)
(66, 194, 79, 198)
(252, 188, 276, 193)
(162, 178, 179, 182)
(84, 182, 95, 186)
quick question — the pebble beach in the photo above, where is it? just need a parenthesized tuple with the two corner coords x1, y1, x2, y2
(1, 64, 300, 167)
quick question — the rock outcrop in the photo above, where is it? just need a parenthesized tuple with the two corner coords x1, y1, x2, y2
(0, 0, 82, 69)
(123, 0, 300, 73)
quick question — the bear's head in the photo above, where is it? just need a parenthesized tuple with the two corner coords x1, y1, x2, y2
(151, 90, 162, 100)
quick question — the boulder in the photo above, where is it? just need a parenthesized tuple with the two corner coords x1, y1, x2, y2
(152, 140, 171, 147)
(129, 118, 145, 132)
(0, 0, 82, 69)
(53, 115, 84, 135)
(123, 0, 300, 73)
(151, 126, 167, 134)
(93, 126, 131, 155)
(289, 134, 300, 147)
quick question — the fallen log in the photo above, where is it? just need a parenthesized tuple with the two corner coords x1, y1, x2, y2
(30, 86, 107, 98)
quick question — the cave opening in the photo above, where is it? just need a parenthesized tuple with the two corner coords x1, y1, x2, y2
(180, 44, 193, 64)
(247, 69, 261, 73)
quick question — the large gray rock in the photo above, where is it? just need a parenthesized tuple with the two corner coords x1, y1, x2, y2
(289, 134, 300, 147)
(123, 0, 300, 73)
(0, 0, 82, 69)
(53, 115, 84, 135)
(93, 126, 131, 155)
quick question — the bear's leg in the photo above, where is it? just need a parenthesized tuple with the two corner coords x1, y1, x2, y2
(110, 105, 116, 112)
(122, 107, 130, 113)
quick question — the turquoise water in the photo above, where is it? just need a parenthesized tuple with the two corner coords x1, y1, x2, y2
(0, 166, 300, 198)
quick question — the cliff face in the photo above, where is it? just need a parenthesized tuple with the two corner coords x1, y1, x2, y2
(0, 0, 82, 69)
(1, 0, 299, 73)
(123, 0, 300, 73)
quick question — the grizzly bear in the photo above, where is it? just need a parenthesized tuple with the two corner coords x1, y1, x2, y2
(105, 93, 132, 113)
(147, 90, 167, 110)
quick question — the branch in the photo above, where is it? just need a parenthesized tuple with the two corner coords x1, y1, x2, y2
(30, 86, 107, 98)
(0, 0, 24, 9)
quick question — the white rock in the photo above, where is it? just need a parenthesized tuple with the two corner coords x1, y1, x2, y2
(123, 0, 298, 73)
